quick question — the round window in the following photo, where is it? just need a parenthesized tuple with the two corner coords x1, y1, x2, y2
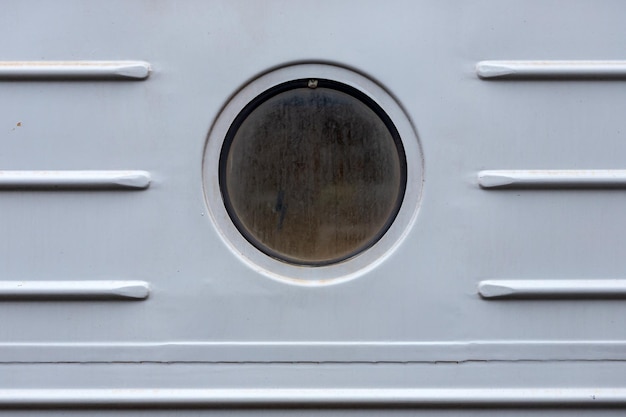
(219, 79, 407, 265)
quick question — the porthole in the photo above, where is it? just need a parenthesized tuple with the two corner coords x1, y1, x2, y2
(203, 64, 422, 284)
(220, 79, 406, 266)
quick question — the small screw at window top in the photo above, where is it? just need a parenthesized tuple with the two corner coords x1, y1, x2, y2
(307, 79, 318, 89)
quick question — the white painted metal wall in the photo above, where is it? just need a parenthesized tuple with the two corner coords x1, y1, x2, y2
(1, 1, 625, 414)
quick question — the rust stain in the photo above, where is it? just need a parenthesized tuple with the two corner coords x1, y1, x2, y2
(16, 122, 21, 127)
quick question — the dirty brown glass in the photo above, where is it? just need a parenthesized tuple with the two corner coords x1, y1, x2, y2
(221, 80, 405, 265)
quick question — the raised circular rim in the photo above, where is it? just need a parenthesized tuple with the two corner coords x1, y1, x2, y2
(203, 63, 423, 286)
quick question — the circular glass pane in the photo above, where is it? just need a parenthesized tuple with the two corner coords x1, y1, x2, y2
(220, 79, 406, 265)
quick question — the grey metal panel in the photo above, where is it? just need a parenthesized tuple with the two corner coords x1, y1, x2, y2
(479, 280, 626, 299)
(476, 60, 626, 79)
(0, 281, 149, 300)
(3, 388, 626, 408)
(478, 170, 626, 188)
(1, 0, 626, 413)
(0, 61, 151, 80)
(0, 170, 151, 190)
(1, 362, 625, 412)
